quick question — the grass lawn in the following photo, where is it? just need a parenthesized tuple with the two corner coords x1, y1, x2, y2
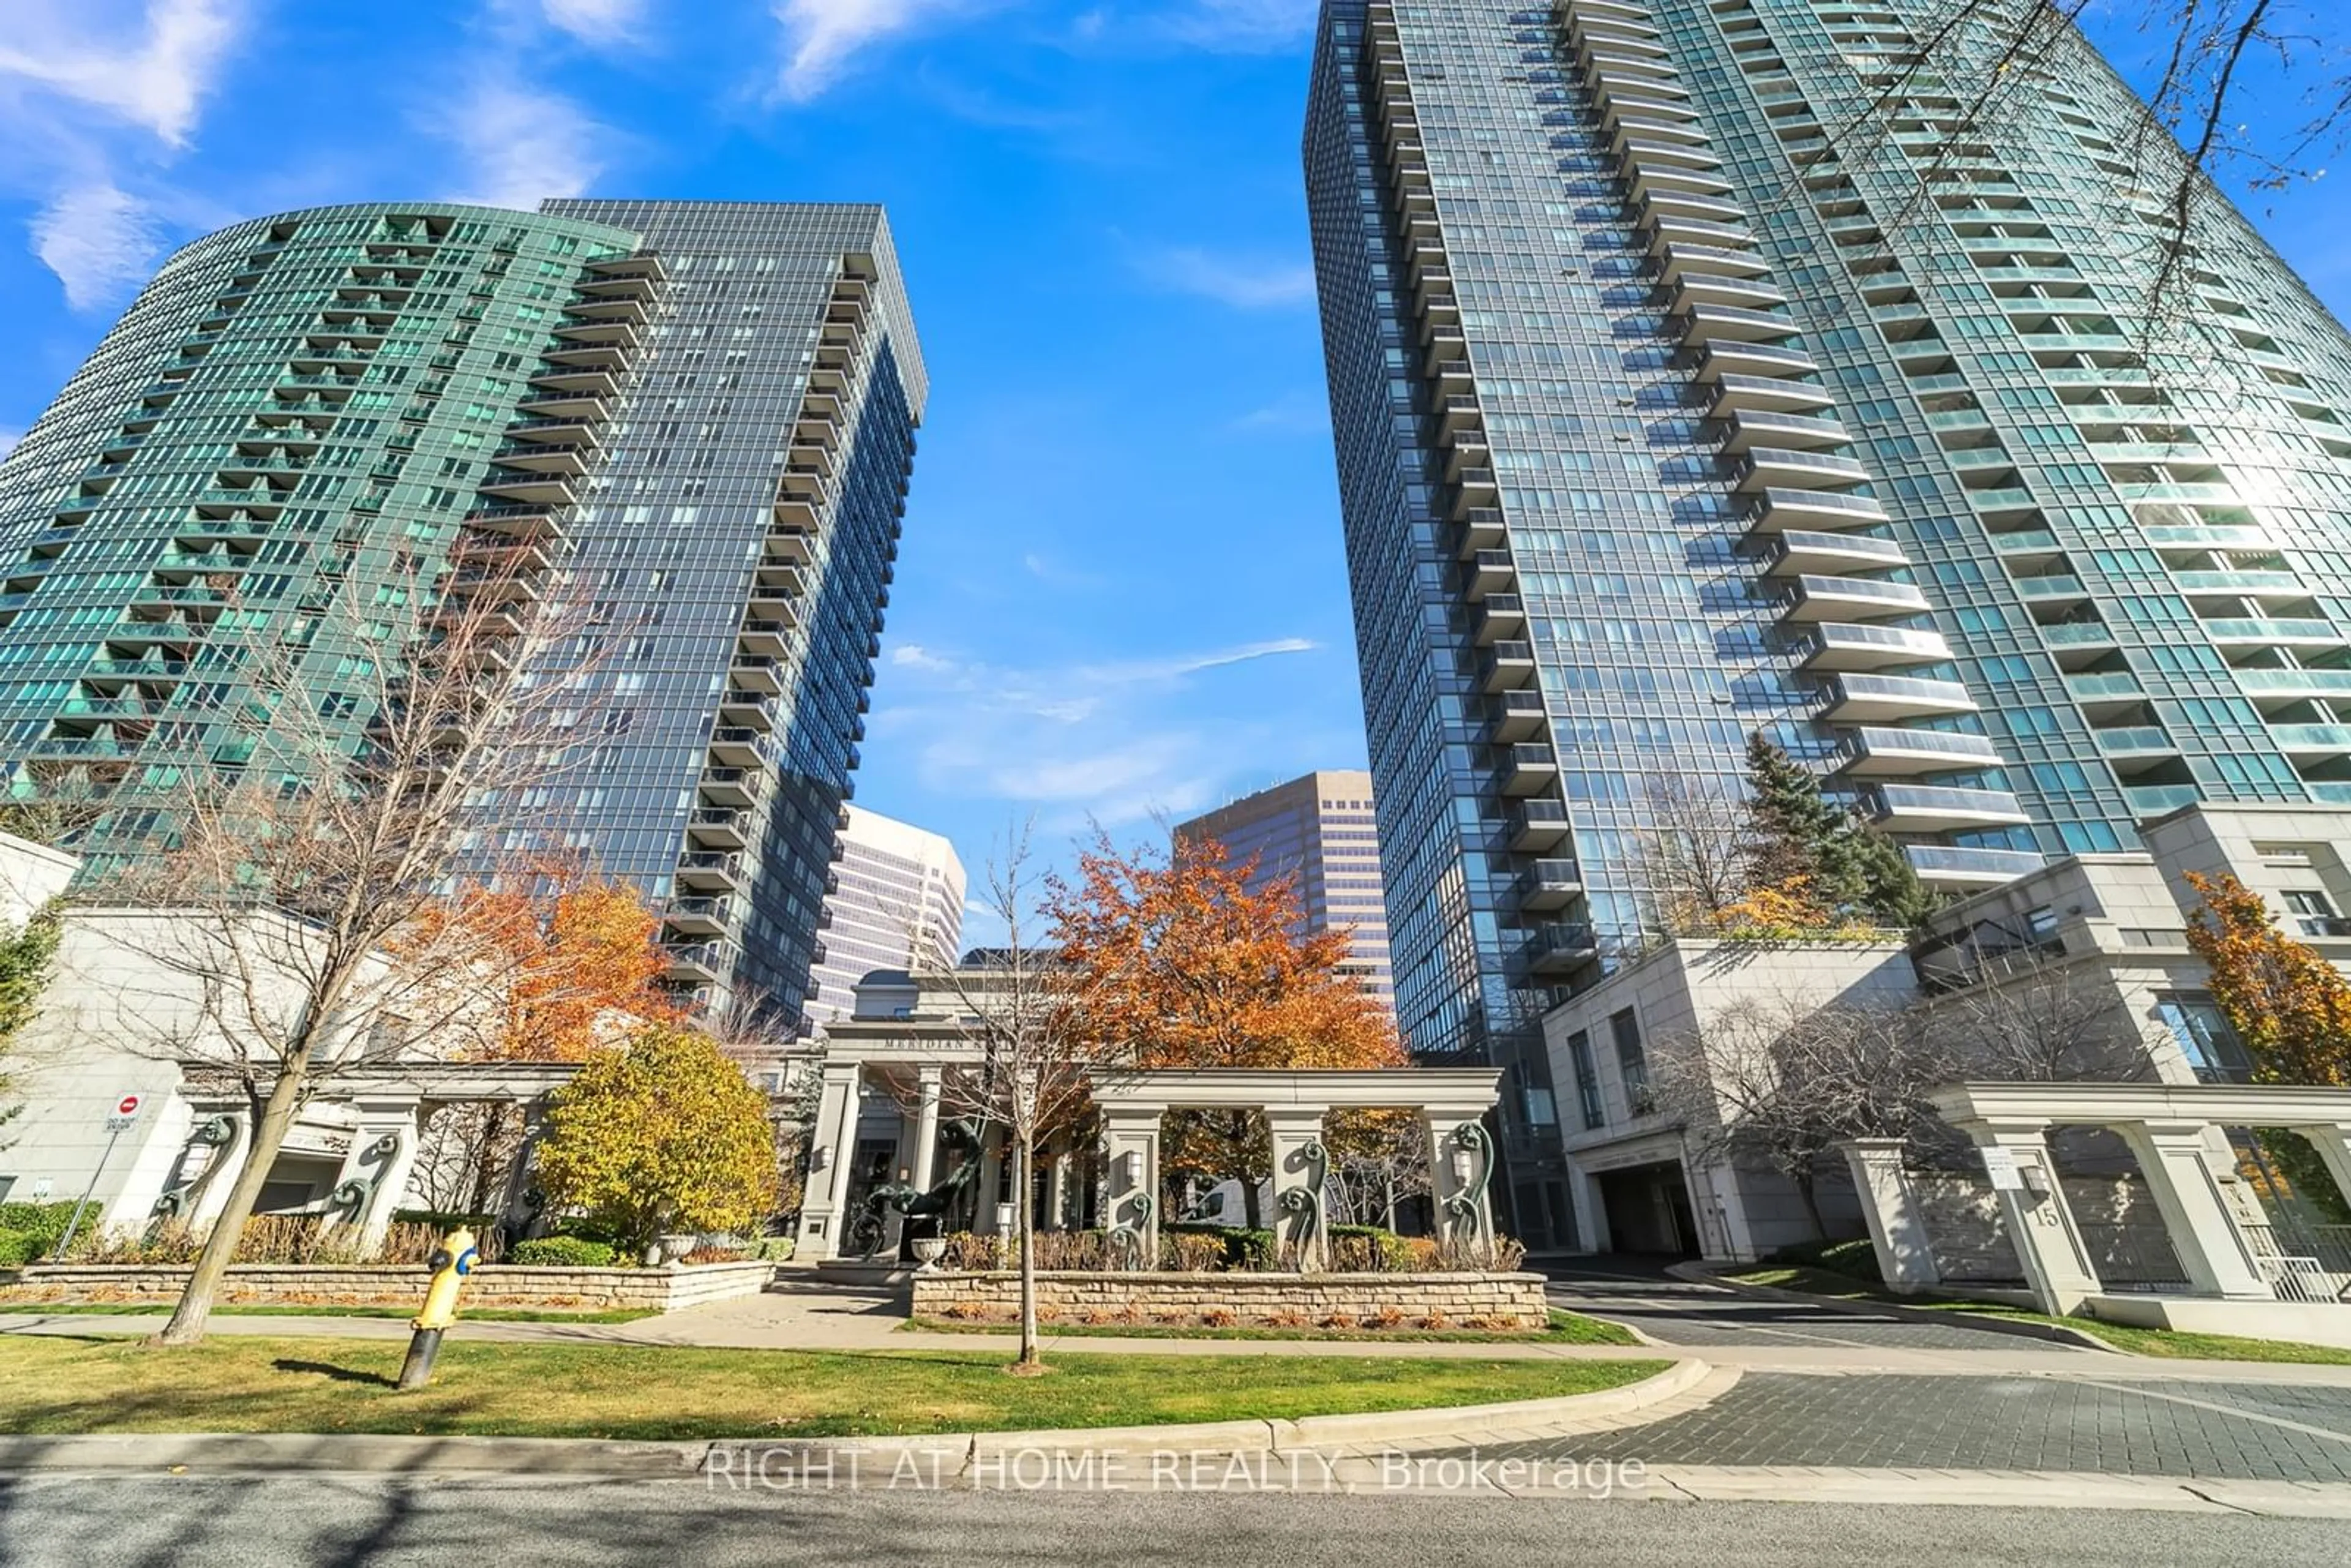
(902, 1309, 1639, 1347)
(0, 1336, 1672, 1442)
(1728, 1264, 2351, 1365)
(0, 1302, 656, 1325)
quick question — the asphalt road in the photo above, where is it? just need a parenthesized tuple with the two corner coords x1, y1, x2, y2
(2, 1477, 2342, 1566)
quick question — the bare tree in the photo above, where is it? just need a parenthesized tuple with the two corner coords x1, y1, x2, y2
(929, 824, 1123, 1370)
(1654, 996, 1944, 1239)
(1632, 772, 1751, 937)
(1324, 1112, 1430, 1232)
(78, 557, 601, 1345)
(1918, 961, 2162, 1084)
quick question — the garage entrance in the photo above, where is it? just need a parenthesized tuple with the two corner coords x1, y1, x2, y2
(1597, 1160, 1700, 1257)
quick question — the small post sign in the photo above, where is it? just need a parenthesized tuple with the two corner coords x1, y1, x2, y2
(58, 1092, 147, 1259)
(1980, 1146, 2027, 1193)
(105, 1093, 143, 1133)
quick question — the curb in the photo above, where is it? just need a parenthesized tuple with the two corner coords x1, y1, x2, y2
(0, 1361, 1714, 1478)
(1669, 1261, 2119, 1353)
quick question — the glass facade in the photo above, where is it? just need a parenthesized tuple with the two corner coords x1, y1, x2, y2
(0, 200, 923, 1025)
(1307, 0, 2351, 1246)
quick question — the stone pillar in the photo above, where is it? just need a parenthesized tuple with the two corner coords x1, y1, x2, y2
(329, 1098, 423, 1258)
(2117, 1120, 2273, 1300)
(2290, 1122, 2351, 1215)
(1046, 1149, 1071, 1232)
(909, 1065, 944, 1194)
(1264, 1108, 1330, 1273)
(1423, 1112, 1497, 1263)
(1565, 1163, 1610, 1253)
(1842, 1138, 1941, 1294)
(975, 1123, 1005, 1234)
(1958, 1120, 2102, 1316)
(1101, 1109, 1161, 1267)
(797, 1062, 863, 1261)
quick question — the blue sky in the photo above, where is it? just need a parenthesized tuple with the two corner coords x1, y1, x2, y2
(2, 1, 2347, 923)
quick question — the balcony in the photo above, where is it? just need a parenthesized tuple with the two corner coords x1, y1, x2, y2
(1905, 844, 2043, 888)
(1509, 798, 1572, 852)
(719, 688, 774, 730)
(1475, 592, 1526, 645)
(1696, 340, 1820, 383)
(2174, 569, 2304, 598)
(664, 895, 735, 937)
(1721, 409, 1850, 454)
(1515, 858, 1584, 912)
(1673, 274, 1787, 315)
(2094, 726, 2180, 760)
(1733, 447, 1870, 492)
(1797, 621, 1953, 671)
(2126, 783, 2203, 818)
(1815, 672, 1978, 722)
(1774, 574, 1930, 623)
(1861, 783, 2031, 833)
(738, 617, 790, 658)
(2201, 617, 2342, 647)
(730, 655, 784, 694)
(1708, 372, 1834, 419)
(463, 505, 563, 542)
(1481, 640, 1537, 692)
(673, 852, 744, 891)
(1501, 741, 1559, 795)
(689, 807, 749, 849)
(527, 366, 621, 398)
(1522, 922, 1600, 976)
(1834, 726, 2004, 776)
(1762, 530, 1907, 577)
(1455, 508, 1505, 557)
(665, 943, 726, 983)
(1467, 549, 1515, 599)
(478, 471, 576, 507)
(2233, 667, 2351, 702)
(2270, 724, 2351, 755)
(1680, 303, 1799, 347)
(1489, 689, 1547, 743)
(488, 440, 593, 476)
(1741, 487, 1889, 539)
(700, 767, 764, 807)
(707, 727, 765, 767)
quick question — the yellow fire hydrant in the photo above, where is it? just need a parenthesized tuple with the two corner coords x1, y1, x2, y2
(397, 1226, 478, 1391)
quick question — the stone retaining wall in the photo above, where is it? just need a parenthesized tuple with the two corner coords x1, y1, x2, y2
(910, 1270, 1548, 1329)
(0, 1260, 776, 1313)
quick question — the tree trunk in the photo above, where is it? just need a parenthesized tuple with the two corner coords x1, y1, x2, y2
(1794, 1170, 1828, 1242)
(154, 1060, 310, 1346)
(466, 1102, 510, 1216)
(1234, 1111, 1262, 1229)
(1014, 1133, 1040, 1367)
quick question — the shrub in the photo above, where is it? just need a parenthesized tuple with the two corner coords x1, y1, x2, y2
(1164, 1224, 1276, 1271)
(1329, 1226, 1416, 1274)
(681, 1244, 747, 1264)
(1200, 1307, 1237, 1328)
(511, 1236, 618, 1268)
(1420, 1312, 1451, 1332)
(940, 1231, 1003, 1270)
(392, 1210, 498, 1234)
(1368, 1305, 1406, 1330)
(0, 1229, 39, 1268)
(0, 1202, 80, 1256)
(1032, 1230, 1111, 1270)
(1157, 1233, 1225, 1273)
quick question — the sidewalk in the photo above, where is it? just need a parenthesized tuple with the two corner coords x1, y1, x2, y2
(9, 1291, 2351, 1385)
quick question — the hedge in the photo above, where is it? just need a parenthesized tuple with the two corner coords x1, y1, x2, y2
(510, 1236, 619, 1268)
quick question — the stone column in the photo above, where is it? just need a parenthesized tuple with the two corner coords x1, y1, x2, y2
(797, 1062, 863, 1261)
(909, 1065, 944, 1194)
(1565, 1163, 1610, 1253)
(975, 1123, 1006, 1235)
(1422, 1112, 1496, 1263)
(2290, 1122, 2351, 1215)
(2117, 1119, 2273, 1300)
(1842, 1138, 1941, 1293)
(329, 1098, 423, 1258)
(1957, 1119, 2102, 1316)
(1264, 1108, 1330, 1273)
(1101, 1109, 1161, 1267)
(1046, 1149, 1071, 1232)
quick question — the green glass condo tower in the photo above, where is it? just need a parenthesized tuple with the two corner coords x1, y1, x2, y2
(0, 200, 923, 1024)
(1306, 0, 2351, 1244)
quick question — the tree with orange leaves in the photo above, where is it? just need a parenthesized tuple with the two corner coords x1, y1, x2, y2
(1047, 832, 1405, 1226)
(2183, 869, 2351, 1087)
(408, 860, 678, 1211)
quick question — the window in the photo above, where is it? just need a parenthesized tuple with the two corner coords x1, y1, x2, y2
(1611, 1009, 1652, 1116)
(1566, 1030, 1603, 1130)
(2155, 994, 2254, 1083)
(2282, 890, 2349, 938)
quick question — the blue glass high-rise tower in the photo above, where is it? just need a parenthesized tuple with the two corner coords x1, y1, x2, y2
(0, 200, 921, 1026)
(1307, 0, 2351, 1245)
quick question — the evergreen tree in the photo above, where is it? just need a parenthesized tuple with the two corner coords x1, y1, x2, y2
(0, 902, 61, 1146)
(1742, 735, 1862, 909)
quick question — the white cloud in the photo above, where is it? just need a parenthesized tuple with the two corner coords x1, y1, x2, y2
(875, 634, 1322, 829)
(429, 76, 609, 209)
(773, 0, 972, 100)
(0, 0, 245, 147)
(539, 0, 650, 42)
(31, 183, 163, 310)
(1132, 243, 1316, 309)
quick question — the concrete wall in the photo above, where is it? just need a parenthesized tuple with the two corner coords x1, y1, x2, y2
(911, 1270, 1548, 1329)
(3, 1260, 776, 1313)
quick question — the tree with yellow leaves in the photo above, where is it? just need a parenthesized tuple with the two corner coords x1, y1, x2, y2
(2183, 870, 2351, 1087)
(532, 1024, 779, 1259)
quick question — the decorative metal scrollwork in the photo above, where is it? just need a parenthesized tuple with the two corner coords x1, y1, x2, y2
(1442, 1121, 1494, 1251)
(1106, 1190, 1155, 1270)
(1277, 1138, 1330, 1266)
